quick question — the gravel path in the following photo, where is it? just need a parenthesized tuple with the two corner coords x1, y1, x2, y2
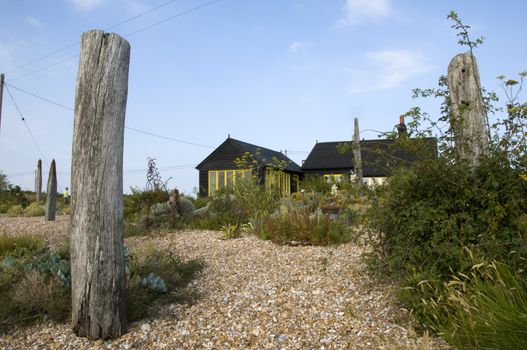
(0, 216, 448, 349)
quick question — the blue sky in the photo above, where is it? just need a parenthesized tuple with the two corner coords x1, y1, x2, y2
(1, 0, 526, 195)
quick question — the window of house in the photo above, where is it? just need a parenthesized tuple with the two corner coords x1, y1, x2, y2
(208, 169, 252, 196)
(323, 174, 344, 183)
(265, 169, 291, 196)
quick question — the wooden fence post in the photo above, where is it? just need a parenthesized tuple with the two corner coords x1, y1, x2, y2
(353, 117, 363, 185)
(70, 30, 130, 340)
(447, 52, 489, 166)
(45, 159, 56, 221)
(36, 159, 42, 202)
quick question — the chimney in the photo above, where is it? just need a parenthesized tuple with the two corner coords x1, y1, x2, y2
(397, 115, 407, 136)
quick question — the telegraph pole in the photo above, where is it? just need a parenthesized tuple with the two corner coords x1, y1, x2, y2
(0, 73, 4, 134)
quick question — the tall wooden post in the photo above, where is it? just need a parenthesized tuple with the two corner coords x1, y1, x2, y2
(0, 73, 4, 134)
(45, 159, 57, 221)
(70, 30, 130, 340)
(447, 52, 489, 166)
(36, 159, 42, 202)
(352, 117, 363, 185)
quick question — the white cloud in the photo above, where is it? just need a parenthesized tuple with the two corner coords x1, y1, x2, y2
(348, 49, 434, 94)
(288, 41, 312, 54)
(70, 0, 104, 11)
(26, 17, 43, 29)
(336, 0, 391, 27)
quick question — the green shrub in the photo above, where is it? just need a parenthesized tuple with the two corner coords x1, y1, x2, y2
(367, 156, 527, 278)
(23, 202, 45, 217)
(366, 154, 527, 346)
(0, 185, 29, 210)
(6, 205, 23, 217)
(124, 187, 169, 221)
(256, 207, 351, 246)
(0, 237, 70, 331)
(0, 235, 46, 259)
(194, 192, 248, 230)
(301, 174, 332, 193)
(127, 246, 204, 321)
(178, 197, 195, 216)
(193, 196, 211, 209)
(0, 234, 203, 331)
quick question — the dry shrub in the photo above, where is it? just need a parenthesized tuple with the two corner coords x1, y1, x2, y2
(10, 270, 54, 313)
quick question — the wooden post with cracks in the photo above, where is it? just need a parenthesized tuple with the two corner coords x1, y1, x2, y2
(352, 117, 363, 185)
(36, 159, 42, 202)
(0, 73, 4, 134)
(70, 30, 130, 340)
(447, 52, 489, 166)
(45, 159, 57, 221)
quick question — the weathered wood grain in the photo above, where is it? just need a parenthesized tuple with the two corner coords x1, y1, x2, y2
(70, 30, 130, 340)
(447, 52, 489, 166)
(44, 159, 56, 221)
(36, 159, 42, 202)
(353, 117, 363, 184)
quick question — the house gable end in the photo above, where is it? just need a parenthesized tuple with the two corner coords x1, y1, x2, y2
(195, 138, 246, 171)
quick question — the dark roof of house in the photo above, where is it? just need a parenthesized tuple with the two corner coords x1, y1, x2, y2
(301, 137, 437, 177)
(196, 137, 302, 173)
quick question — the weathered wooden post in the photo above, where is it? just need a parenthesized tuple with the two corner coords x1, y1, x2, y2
(352, 117, 363, 185)
(36, 159, 42, 202)
(0, 73, 4, 134)
(45, 159, 57, 221)
(447, 52, 489, 166)
(70, 30, 130, 339)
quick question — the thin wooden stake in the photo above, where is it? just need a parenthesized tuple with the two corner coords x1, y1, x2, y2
(353, 117, 363, 185)
(45, 159, 57, 221)
(36, 159, 42, 202)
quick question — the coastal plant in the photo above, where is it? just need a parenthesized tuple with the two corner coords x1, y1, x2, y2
(365, 12, 527, 349)
(220, 224, 240, 239)
(0, 234, 204, 331)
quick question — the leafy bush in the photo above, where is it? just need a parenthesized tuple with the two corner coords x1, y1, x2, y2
(193, 196, 211, 209)
(300, 174, 332, 193)
(178, 197, 195, 216)
(0, 235, 45, 258)
(0, 235, 68, 330)
(124, 187, 169, 221)
(23, 202, 45, 217)
(127, 246, 204, 321)
(367, 156, 527, 278)
(256, 206, 351, 245)
(0, 178, 29, 211)
(6, 205, 23, 217)
(0, 234, 204, 331)
(192, 192, 249, 230)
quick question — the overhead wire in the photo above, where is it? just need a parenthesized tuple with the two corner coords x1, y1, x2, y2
(4, 84, 64, 191)
(5, 83, 74, 111)
(5, 0, 185, 75)
(3, 0, 221, 186)
(124, 0, 221, 37)
(9, 54, 80, 83)
(4, 81, 215, 148)
(6, 0, 222, 81)
(8, 164, 197, 178)
(125, 127, 214, 148)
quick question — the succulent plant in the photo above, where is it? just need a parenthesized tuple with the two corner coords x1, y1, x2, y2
(141, 272, 167, 293)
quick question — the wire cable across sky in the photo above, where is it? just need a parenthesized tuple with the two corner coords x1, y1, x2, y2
(5, 0, 222, 81)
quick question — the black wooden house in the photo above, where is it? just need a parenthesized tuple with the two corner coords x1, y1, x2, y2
(196, 137, 302, 197)
(301, 137, 437, 186)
